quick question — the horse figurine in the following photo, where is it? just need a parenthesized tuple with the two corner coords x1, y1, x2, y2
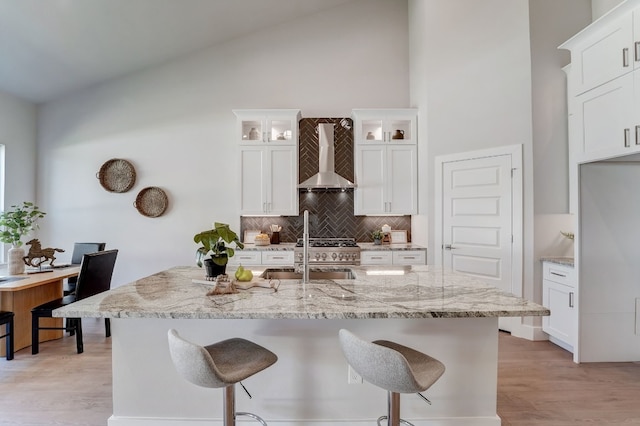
(22, 239, 65, 267)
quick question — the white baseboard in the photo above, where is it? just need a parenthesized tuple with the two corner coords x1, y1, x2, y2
(108, 415, 501, 426)
(510, 322, 548, 341)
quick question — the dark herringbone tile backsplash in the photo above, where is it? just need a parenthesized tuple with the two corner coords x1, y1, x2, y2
(241, 117, 412, 243)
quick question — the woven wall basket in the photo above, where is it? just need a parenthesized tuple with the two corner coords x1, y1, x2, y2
(97, 159, 136, 193)
(134, 187, 168, 218)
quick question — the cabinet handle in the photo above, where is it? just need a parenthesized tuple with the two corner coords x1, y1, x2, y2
(625, 128, 631, 147)
(550, 271, 566, 278)
(371, 256, 384, 260)
(624, 47, 630, 67)
(636, 126, 640, 145)
(403, 256, 416, 260)
(271, 256, 285, 260)
(635, 42, 640, 62)
(569, 291, 574, 308)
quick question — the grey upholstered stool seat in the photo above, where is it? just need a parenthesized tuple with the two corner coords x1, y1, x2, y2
(167, 329, 277, 426)
(339, 329, 445, 426)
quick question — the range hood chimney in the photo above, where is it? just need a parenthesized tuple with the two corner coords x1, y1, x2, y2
(299, 123, 356, 190)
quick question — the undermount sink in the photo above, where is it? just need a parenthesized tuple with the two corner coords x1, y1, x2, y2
(260, 268, 355, 280)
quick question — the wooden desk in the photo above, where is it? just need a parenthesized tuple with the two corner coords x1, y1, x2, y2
(0, 267, 80, 356)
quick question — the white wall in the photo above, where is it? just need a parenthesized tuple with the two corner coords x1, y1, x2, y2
(0, 89, 37, 261)
(409, 0, 591, 338)
(529, 0, 591, 328)
(36, 0, 409, 287)
(0, 89, 37, 208)
(592, 0, 625, 20)
(409, 0, 533, 283)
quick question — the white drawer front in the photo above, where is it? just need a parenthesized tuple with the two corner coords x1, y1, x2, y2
(261, 251, 294, 265)
(543, 262, 575, 287)
(392, 250, 426, 265)
(360, 251, 393, 265)
(228, 252, 262, 266)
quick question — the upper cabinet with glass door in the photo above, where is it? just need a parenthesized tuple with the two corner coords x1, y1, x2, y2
(233, 109, 301, 145)
(352, 109, 418, 145)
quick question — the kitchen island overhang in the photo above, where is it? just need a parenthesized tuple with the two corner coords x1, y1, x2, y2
(54, 265, 548, 426)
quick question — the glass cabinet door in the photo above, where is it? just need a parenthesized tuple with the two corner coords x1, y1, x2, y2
(387, 118, 413, 142)
(242, 120, 263, 141)
(268, 119, 294, 142)
(360, 119, 384, 142)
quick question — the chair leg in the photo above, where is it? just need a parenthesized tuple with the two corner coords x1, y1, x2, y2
(74, 318, 84, 354)
(377, 392, 416, 426)
(5, 318, 13, 360)
(31, 313, 40, 355)
(105, 318, 111, 337)
(223, 384, 235, 426)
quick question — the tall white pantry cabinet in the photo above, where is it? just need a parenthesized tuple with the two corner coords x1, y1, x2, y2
(234, 109, 301, 216)
(352, 109, 418, 215)
(560, 0, 640, 363)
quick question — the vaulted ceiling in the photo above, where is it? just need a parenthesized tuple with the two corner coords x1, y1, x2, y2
(0, 0, 356, 103)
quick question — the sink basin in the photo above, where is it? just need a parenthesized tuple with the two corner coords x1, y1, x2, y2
(260, 268, 355, 280)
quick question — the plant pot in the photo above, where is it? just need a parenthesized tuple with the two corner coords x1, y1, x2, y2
(373, 238, 382, 245)
(8, 245, 25, 275)
(204, 256, 227, 278)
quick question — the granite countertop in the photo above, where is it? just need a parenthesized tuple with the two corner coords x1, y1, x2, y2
(358, 243, 427, 251)
(540, 256, 574, 267)
(53, 265, 548, 320)
(239, 243, 296, 251)
(239, 243, 426, 251)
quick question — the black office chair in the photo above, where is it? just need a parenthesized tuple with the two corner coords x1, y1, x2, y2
(31, 249, 118, 355)
(64, 242, 106, 296)
(0, 311, 14, 360)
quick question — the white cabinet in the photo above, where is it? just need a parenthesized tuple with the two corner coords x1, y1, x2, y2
(228, 251, 262, 266)
(234, 109, 300, 145)
(261, 251, 295, 266)
(353, 109, 417, 144)
(352, 109, 418, 215)
(228, 250, 294, 267)
(542, 262, 576, 353)
(392, 250, 426, 265)
(235, 109, 301, 216)
(561, 2, 640, 163)
(360, 250, 426, 266)
(360, 251, 393, 265)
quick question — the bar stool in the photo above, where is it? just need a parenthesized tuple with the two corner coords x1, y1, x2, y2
(167, 329, 277, 426)
(0, 311, 15, 360)
(338, 329, 445, 426)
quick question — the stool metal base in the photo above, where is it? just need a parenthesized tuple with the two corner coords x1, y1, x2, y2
(377, 416, 415, 426)
(223, 384, 268, 426)
(375, 391, 433, 426)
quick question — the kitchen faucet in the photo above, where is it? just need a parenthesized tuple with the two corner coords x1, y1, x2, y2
(302, 210, 310, 284)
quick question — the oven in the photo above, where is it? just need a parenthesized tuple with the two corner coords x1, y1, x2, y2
(294, 238, 361, 266)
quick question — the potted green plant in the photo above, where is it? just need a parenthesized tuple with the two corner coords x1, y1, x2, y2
(372, 229, 383, 245)
(0, 202, 46, 274)
(194, 222, 244, 277)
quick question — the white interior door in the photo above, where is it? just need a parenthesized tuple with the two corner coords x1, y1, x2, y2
(442, 154, 513, 294)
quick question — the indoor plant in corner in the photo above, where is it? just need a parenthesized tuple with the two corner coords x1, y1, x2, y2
(0, 202, 46, 275)
(194, 222, 244, 278)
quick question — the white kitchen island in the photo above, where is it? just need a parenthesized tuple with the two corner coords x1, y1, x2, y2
(54, 265, 548, 426)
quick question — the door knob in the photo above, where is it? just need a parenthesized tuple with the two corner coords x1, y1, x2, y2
(443, 244, 458, 250)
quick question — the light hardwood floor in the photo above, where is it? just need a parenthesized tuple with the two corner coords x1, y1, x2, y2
(1, 322, 640, 425)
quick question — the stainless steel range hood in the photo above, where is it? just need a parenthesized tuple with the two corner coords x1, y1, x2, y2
(298, 123, 356, 190)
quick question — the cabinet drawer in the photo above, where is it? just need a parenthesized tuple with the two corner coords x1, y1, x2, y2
(360, 251, 393, 265)
(261, 251, 294, 265)
(228, 252, 262, 266)
(392, 250, 426, 265)
(543, 262, 575, 287)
